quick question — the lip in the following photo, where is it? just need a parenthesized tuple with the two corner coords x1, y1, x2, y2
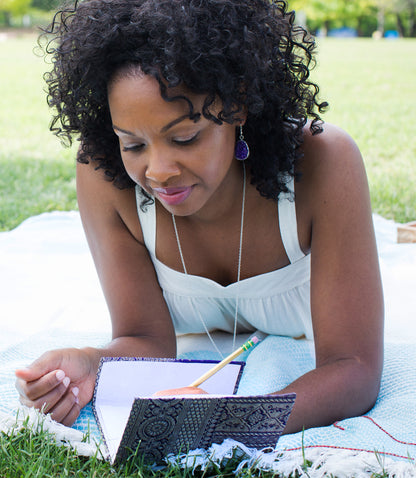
(152, 186, 194, 206)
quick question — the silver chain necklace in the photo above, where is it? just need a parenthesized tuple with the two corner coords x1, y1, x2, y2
(171, 162, 246, 357)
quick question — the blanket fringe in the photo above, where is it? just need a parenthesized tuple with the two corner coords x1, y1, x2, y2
(0, 406, 106, 459)
(168, 438, 416, 478)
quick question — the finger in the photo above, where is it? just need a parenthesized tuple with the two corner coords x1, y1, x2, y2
(19, 379, 73, 413)
(181, 386, 208, 394)
(61, 400, 81, 427)
(15, 377, 27, 397)
(15, 351, 63, 382)
(16, 370, 69, 402)
(15, 368, 39, 381)
(48, 388, 80, 425)
(153, 386, 208, 397)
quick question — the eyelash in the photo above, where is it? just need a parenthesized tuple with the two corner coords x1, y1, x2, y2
(122, 133, 199, 153)
(173, 132, 200, 146)
(122, 144, 145, 153)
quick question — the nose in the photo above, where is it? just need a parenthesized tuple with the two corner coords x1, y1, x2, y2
(144, 147, 181, 185)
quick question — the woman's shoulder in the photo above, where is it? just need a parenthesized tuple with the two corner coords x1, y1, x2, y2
(297, 122, 366, 197)
(301, 122, 362, 167)
(294, 122, 370, 238)
(76, 159, 145, 245)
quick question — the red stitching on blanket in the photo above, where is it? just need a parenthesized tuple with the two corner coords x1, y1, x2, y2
(331, 415, 416, 446)
(333, 421, 345, 430)
(284, 445, 415, 461)
(363, 416, 416, 446)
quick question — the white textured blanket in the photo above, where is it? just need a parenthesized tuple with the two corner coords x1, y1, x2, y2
(1, 212, 415, 477)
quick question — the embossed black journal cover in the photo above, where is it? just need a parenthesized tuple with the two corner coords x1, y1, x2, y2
(92, 357, 295, 464)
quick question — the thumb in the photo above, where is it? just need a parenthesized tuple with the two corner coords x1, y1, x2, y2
(15, 352, 63, 382)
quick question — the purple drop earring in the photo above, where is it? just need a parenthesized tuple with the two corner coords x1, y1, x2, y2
(234, 125, 250, 161)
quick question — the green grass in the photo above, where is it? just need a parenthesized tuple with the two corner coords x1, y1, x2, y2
(1, 34, 415, 231)
(1, 422, 284, 478)
(0, 31, 77, 231)
(312, 38, 416, 223)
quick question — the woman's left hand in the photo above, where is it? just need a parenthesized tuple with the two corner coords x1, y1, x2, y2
(153, 386, 208, 397)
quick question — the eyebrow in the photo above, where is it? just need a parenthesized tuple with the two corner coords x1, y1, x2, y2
(160, 114, 191, 133)
(113, 114, 192, 137)
(112, 125, 135, 136)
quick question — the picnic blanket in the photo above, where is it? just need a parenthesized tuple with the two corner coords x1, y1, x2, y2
(1, 211, 415, 477)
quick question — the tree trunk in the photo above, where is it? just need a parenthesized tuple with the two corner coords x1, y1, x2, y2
(396, 13, 406, 37)
(2, 11, 12, 27)
(409, 2, 416, 37)
(377, 7, 385, 36)
(357, 16, 364, 37)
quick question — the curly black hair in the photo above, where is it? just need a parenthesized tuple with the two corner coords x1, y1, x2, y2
(42, 0, 327, 199)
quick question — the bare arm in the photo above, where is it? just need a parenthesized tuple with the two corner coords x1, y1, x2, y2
(16, 160, 176, 425)
(279, 124, 384, 433)
(76, 159, 176, 364)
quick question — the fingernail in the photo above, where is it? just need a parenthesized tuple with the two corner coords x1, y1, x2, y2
(75, 397, 79, 405)
(56, 370, 65, 381)
(63, 377, 70, 388)
(72, 387, 79, 397)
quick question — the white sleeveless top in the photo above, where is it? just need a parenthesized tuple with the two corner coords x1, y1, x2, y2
(135, 179, 313, 340)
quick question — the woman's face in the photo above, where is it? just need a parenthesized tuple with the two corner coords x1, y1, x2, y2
(108, 72, 242, 218)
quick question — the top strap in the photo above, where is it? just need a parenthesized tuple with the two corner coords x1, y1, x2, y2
(278, 177, 305, 264)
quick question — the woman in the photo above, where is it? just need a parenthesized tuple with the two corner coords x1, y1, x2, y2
(15, 0, 383, 433)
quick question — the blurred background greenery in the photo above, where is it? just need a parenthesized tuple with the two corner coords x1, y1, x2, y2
(1, 0, 415, 38)
(290, 0, 416, 38)
(0, 1, 415, 231)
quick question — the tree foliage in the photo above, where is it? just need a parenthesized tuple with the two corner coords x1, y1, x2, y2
(30, 0, 61, 11)
(289, 0, 416, 36)
(0, 0, 31, 25)
(0, 0, 31, 15)
(0, 0, 415, 36)
(0, 0, 59, 26)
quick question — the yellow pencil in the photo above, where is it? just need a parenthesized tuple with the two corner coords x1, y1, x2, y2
(189, 331, 267, 388)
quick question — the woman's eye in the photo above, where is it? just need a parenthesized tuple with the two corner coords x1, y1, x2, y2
(122, 144, 145, 153)
(173, 132, 199, 146)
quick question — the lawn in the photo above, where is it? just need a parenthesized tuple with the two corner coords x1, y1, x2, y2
(1, 34, 415, 231)
(0, 31, 77, 231)
(312, 38, 416, 223)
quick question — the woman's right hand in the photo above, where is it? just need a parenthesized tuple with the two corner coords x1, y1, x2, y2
(15, 347, 99, 426)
